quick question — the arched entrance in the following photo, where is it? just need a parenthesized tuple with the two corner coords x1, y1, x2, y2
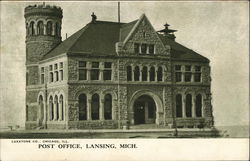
(129, 90, 163, 126)
(134, 95, 156, 125)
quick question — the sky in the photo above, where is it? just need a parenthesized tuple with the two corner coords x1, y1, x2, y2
(0, 1, 249, 127)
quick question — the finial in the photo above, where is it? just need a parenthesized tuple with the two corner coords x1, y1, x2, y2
(91, 12, 97, 23)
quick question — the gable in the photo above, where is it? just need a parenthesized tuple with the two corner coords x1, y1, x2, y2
(122, 14, 170, 56)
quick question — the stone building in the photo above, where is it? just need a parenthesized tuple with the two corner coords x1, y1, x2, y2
(25, 4, 214, 130)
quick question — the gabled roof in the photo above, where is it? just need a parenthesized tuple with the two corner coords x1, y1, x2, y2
(42, 15, 209, 63)
(158, 34, 209, 62)
(120, 19, 138, 42)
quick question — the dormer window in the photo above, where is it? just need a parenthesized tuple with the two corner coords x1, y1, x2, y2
(149, 44, 155, 54)
(141, 44, 147, 54)
(134, 43, 140, 53)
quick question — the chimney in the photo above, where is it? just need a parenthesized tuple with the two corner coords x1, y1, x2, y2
(91, 12, 97, 23)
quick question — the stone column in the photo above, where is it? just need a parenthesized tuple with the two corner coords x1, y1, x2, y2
(147, 66, 150, 82)
(162, 67, 165, 82)
(100, 62, 104, 81)
(139, 44, 142, 54)
(87, 99, 92, 120)
(100, 99, 105, 120)
(139, 66, 142, 81)
(131, 65, 135, 81)
(48, 102, 52, 121)
(182, 94, 186, 118)
(192, 95, 196, 118)
(44, 24, 47, 35)
(181, 66, 185, 82)
(191, 66, 194, 82)
(87, 62, 91, 81)
(155, 65, 158, 82)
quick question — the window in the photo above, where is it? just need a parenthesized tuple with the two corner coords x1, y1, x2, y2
(55, 22, 60, 36)
(184, 65, 192, 82)
(176, 94, 182, 117)
(49, 96, 54, 121)
(134, 66, 140, 81)
(149, 44, 154, 54)
(186, 94, 192, 117)
(30, 21, 35, 35)
(59, 62, 63, 81)
(54, 96, 59, 120)
(49, 65, 53, 83)
(79, 61, 87, 80)
(37, 21, 44, 35)
(194, 66, 201, 82)
(142, 66, 148, 81)
(141, 44, 147, 54)
(127, 66, 132, 81)
(149, 67, 155, 81)
(157, 66, 163, 81)
(104, 62, 112, 80)
(79, 94, 87, 120)
(104, 94, 112, 120)
(54, 64, 59, 81)
(91, 94, 100, 120)
(41, 67, 45, 84)
(196, 94, 202, 117)
(91, 62, 99, 80)
(59, 95, 64, 120)
(47, 21, 52, 35)
(134, 43, 140, 53)
(175, 65, 182, 82)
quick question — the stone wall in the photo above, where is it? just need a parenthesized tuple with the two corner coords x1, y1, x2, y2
(68, 120, 118, 129)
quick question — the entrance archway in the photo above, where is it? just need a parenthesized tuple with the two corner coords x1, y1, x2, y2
(134, 95, 156, 125)
(129, 90, 163, 125)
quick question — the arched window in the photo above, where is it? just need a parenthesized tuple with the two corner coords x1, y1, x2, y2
(91, 94, 99, 120)
(30, 21, 35, 35)
(196, 94, 202, 117)
(186, 94, 192, 117)
(142, 66, 148, 81)
(104, 94, 112, 120)
(127, 66, 132, 81)
(37, 21, 44, 35)
(49, 96, 54, 121)
(55, 22, 60, 36)
(79, 94, 87, 120)
(47, 21, 52, 35)
(54, 95, 59, 120)
(26, 23, 29, 36)
(59, 95, 64, 120)
(176, 94, 182, 117)
(157, 66, 163, 81)
(149, 66, 155, 81)
(134, 66, 140, 81)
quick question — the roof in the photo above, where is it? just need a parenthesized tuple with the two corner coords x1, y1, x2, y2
(42, 16, 209, 63)
(158, 34, 209, 62)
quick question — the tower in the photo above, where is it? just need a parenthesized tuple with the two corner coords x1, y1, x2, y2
(24, 4, 63, 85)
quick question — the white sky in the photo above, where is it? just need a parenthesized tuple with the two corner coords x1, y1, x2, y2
(0, 1, 249, 127)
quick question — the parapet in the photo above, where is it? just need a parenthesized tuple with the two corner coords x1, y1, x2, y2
(24, 4, 63, 18)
